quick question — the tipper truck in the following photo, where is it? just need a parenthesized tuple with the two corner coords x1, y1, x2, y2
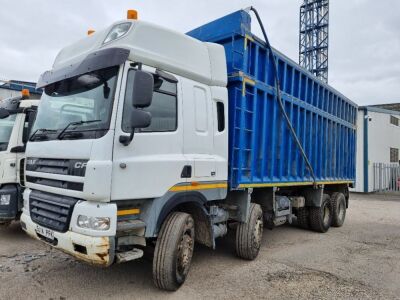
(0, 90, 39, 226)
(21, 8, 357, 290)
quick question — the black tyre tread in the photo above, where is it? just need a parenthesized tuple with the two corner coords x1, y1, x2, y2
(236, 203, 263, 260)
(331, 192, 346, 227)
(309, 194, 331, 233)
(297, 208, 309, 229)
(153, 212, 193, 291)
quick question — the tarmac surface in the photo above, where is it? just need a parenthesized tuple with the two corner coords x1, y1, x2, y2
(1, 193, 399, 299)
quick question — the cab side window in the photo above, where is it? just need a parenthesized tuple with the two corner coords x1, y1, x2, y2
(122, 70, 178, 133)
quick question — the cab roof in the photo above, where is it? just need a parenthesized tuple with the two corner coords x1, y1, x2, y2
(53, 20, 227, 87)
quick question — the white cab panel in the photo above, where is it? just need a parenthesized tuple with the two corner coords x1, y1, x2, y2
(111, 64, 186, 200)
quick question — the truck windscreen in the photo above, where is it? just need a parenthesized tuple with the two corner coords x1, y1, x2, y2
(32, 66, 119, 141)
(0, 114, 16, 151)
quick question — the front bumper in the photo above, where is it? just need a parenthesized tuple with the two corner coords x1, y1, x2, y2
(21, 212, 115, 267)
(0, 184, 19, 222)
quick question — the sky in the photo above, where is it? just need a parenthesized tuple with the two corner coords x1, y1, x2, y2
(0, 0, 399, 105)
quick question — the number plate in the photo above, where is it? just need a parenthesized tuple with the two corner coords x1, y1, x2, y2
(36, 225, 54, 240)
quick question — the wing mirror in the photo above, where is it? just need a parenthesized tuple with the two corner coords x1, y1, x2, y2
(119, 70, 154, 146)
(0, 108, 10, 119)
(119, 109, 152, 146)
(131, 70, 154, 108)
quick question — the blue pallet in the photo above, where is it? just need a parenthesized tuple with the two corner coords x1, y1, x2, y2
(188, 10, 357, 189)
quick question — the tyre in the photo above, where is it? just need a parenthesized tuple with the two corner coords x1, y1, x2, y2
(153, 212, 195, 291)
(309, 194, 332, 233)
(236, 203, 263, 260)
(0, 221, 11, 228)
(330, 192, 346, 227)
(296, 207, 309, 229)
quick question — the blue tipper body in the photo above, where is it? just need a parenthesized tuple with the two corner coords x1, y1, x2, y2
(187, 10, 357, 190)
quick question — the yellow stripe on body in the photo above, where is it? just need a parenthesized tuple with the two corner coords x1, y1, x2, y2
(244, 34, 255, 50)
(238, 180, 354, 189)
(117, 208, 141, 216)
(169, 183, 228, 192)
(242, 76, 256, 96)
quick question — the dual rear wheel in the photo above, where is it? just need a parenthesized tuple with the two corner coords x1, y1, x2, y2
(297, 192, 347, 233)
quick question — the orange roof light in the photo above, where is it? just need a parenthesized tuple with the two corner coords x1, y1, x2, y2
(21, 89, 30, 99)
(127, 10, 138, 20)
(88, 29, 95, 35)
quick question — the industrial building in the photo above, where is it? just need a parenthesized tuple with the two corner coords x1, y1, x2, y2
(353, 105, 400, 193)
(0, 80, 42, 100)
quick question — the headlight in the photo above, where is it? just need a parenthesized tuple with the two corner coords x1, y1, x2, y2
(103, 22, 132, 44)
(77, 215, 110, 231)
(0, 194, 10, 206)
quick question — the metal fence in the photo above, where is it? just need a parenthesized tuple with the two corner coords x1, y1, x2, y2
(373, 163, 400, 193)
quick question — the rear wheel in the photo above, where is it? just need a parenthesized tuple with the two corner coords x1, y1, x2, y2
(309, 194, 332, 233)
(331, 192, 346, 227)
(296, 207, 309, 229)
(236, 203, 263, 260)
(153, 212, 195, 291)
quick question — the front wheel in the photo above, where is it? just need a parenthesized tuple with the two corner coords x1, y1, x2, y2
(0, 221, 11, 228)
(236, 203, 264, 260)
(153, 212, 195, 291)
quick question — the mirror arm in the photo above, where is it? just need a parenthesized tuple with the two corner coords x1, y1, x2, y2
(119, 129, 135, 146)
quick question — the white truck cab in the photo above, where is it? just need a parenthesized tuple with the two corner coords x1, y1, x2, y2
(21, 11, 231, 290)
(0, 91, 39, 226)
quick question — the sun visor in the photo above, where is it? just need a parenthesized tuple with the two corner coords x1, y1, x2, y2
(37, 47, 130, 88)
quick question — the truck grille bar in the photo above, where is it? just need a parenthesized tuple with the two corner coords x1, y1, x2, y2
(30, 190, 78, 232)
(26, 157, 88, 177)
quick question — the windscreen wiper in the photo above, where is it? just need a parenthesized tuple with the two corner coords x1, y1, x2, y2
(29, 128, 58, 141)
(57, 120, 101, 140)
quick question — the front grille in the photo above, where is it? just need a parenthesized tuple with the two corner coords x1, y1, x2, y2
(30, 190, 78, 232)
(25, 157, 87, 191)
(26, 157, 88, 177)
(26, 176, 84, 191)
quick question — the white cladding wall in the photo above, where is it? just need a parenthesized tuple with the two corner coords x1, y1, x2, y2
(352, 109, 400, 192)
(352, 111, 365, 192)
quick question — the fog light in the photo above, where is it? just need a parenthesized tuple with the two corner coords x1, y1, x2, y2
(0, 194, 11, 206)
(77, 215, 110, 231)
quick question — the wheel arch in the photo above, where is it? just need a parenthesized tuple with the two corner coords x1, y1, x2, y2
(156, 192, 213, 248)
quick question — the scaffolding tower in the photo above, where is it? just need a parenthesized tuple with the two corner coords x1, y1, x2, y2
(299, 0, 329, 82)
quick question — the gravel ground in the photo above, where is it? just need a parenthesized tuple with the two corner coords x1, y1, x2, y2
(1, 193, 399, 299)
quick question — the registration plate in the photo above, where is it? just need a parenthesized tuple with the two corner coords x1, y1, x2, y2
(36, 225, 54, 240)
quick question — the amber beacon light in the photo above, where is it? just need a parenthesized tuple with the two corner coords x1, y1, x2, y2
(21, 89, 30, 99)
(127, 10, 138, 20)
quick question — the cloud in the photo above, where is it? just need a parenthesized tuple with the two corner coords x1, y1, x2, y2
(0, 0, 398, 105)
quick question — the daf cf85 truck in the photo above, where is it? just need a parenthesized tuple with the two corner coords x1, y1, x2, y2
(20, 9, 356, 290)
(0, 90, 38, 226)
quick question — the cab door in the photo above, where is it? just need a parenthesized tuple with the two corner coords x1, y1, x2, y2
(181, 78, 216, 180)
(111, 63, 186, 200)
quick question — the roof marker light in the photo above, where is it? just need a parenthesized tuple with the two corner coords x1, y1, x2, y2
(127, 10, 138, 20)
(87, 29, 95, 35)
(21, 89, 30, 99)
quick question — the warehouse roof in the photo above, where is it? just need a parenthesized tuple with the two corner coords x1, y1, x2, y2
(0, 80, 42, 94)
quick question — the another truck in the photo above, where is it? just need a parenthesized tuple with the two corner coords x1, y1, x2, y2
(0, 90, 39, 226)
(20, 9, 357, 290)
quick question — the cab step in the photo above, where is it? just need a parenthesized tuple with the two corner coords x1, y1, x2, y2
(116, 248, 144, 263)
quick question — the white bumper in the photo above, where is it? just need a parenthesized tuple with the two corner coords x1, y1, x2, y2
(21, 212, 115, 267)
